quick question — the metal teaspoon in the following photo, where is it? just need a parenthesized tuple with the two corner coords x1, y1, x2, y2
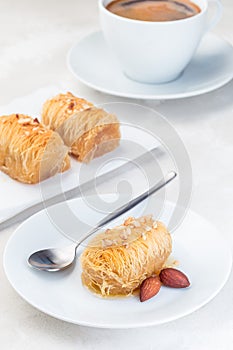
(28, 171, 176, 272)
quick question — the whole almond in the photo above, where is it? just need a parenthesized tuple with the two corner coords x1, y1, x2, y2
(159, 268, 190, 288)
(140, 276, 161, 302)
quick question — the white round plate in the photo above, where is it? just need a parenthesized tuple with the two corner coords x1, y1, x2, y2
(4, 195, 232, 328)
(67, 31, 233, 100)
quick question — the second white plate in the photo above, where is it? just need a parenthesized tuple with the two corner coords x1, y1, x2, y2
(4, 195, 232, 328)
(67, 31, 233, 100)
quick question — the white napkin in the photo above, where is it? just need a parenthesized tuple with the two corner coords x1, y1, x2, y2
(0, 86, 160, 222)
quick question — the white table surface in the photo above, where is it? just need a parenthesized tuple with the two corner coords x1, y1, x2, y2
(0, 0, 233, 349)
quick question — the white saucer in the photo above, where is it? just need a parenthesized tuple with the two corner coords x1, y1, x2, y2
(67, 31, 233, 100)
(4, 195, 232, 328)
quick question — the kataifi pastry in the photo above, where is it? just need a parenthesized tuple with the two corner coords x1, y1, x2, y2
(81, 215, 172, 297)
(0, 114, 70, 184)
(41, 92, 120, 162)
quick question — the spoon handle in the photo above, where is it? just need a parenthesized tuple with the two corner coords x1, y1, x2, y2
(77, 171, 176, 247)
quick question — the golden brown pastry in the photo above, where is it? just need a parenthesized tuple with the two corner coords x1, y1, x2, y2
(41, 92, 120, 162)
(0, 114, 70, 184)
(81, 215, 172, 297)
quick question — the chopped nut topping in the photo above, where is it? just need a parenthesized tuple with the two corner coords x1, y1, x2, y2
(125, 227, 131, 235)
(102, 239, 114, 247)
(145, 226, 151, 232)
(119, 233, 128, 240)
(124, 217, 134, 226)
(105, 229, 111, 234)
(24, 131, 30, 136)
(83, 104, 92, 109)
(153, 221, 158, 229)
(114, 225, 125, 232)
(132, 220, 140, 228)
(141, 232, 147, 240)
(18, 117, 31, 125)
(122, 242, 129, 249)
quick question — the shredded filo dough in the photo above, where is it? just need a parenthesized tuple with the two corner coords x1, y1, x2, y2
(81, 215, 172, 297)
(0, 114, 70, 184)
(41, 92, 121, 162)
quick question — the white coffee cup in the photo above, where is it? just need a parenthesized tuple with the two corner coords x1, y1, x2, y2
(99, 0, 223, 84)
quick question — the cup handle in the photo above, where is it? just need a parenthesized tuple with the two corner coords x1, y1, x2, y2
(205, 0, 223, 33)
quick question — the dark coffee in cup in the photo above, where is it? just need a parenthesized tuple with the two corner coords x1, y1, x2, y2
(106, 0, 201, 22)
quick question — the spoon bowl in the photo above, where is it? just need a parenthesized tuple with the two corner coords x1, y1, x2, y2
(28, 245, 77, 271)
